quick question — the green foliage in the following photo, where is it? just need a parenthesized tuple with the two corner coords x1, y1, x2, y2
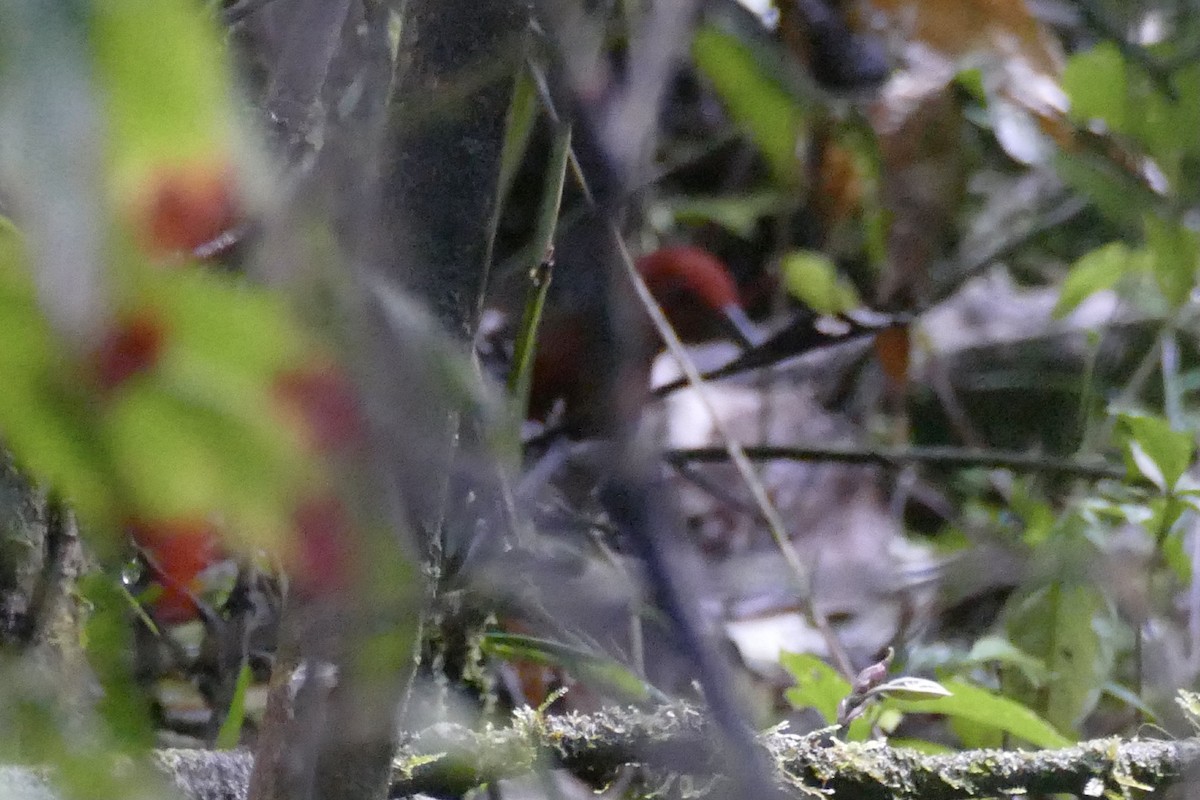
(780, 652, 847, 725)
(214, 663, 252, 750)
(1053, 242, 1143, 317)
(480, 632, 663, 705)
(90, 0, 237, 196)
(664, 192, 793, 239)
(1117, 412, 1196, 494)
(1002, 581, 1113, 736)
(781, 250, 861, 315)
(691, 24, 806, 186)
(888, 679, 1071, 749)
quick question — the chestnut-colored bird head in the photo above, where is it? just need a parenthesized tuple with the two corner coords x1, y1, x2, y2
(635, 246, 760, 348)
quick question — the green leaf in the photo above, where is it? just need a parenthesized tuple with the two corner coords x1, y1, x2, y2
(1053, 242, 1140, 317)
(496, 67, 539, 211)
(1002, 582, 1110, 735)
(214, 662, 252, 750)
(1063, 43, 1129, 134)
(781, 250, 860, 315)
(480, 632, 660, 704)
(965, 636, 1049, 688)
(664, 192, 791, 239)
(692, 25, 805, 186)
(1118, 412, 1195, 492)
(1144, 215, 1200, 308)
(90, 0, 236, 196)
(781, 652, 847, 725)
(0, 219, 119, 529)
(780, 652, 871, 739)
(79, 573, 156, 749)
(1054, 151, 1157, 227)
(887, 678, 1071, 748)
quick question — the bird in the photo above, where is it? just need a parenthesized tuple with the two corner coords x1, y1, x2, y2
(514, 244, 759, 431)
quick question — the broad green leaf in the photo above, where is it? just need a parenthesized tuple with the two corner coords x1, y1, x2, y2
(1167, 62, 1200, 160)
(90, 0, 236, 199)
(1063, 43, 1129, 134)
(966, 636, 1049, 687)
(1119, 412, 1195, 492)
(136, 265, 306, 380)
(104, 384, 232, 519)
(664, 192, 791, 239)
(1002, 582, 1110, 735)
(1054, 152, 1157, 227)
(1053, 242, 1140, 317)
(480, 632, 659, 704)
(0, 219, 119, 529)
(1144, 215, 1200, 308)
(103, 383, 298, 552)
(781, 250, 860, 315)
(781, 652, 847, 725)
(887, 678, 1071, 748)
(692, 25, 805, 186)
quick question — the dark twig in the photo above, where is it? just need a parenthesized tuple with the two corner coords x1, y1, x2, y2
(221, 0, 282, 26)
(666, 444, 1128, 481)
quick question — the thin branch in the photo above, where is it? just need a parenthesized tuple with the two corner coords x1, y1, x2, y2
(665, 444, 1128, 482)
(221, 0, 282, 26)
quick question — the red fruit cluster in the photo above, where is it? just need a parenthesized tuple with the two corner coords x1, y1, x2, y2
(290, 493, 352, 597)
(273, 364, 366, 455)
(129, 517, 221, 625)
(137, 164, 238, 256)
(90, 311, 166, 391)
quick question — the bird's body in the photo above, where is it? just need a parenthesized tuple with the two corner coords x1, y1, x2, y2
(517, 244, 756, 431)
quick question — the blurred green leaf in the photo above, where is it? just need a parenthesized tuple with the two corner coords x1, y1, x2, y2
(496, 67, 539, 210)
(1002, 582, 1109, 735)
(965, 637, 1049, 687)
(90, 0, 235, 196)
(1118, 412, 1195, 492)
(1054, 151, 1157, 227)
(215, 662, 252, 750)
(664, 192, 791, 238)
(1053, 242, 1141, 317)
(692, 25, 805, 186)
(1063, 43, 1129, 134)
(1144, 215, 1200, 308)
(79, 573, 156, 749)
(781, 652, 846, 725)
(481, 632, 660, 704)
(781, 250, 860, 314)
(887, 678, 1071, 748)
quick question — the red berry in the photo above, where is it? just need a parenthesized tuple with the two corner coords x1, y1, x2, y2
(291, 493, 352, 596)
(273, 365, 365, 454)
(129, 517, 221, 624)
(138, 163, 238, 256)
(91, 312, 166, 391)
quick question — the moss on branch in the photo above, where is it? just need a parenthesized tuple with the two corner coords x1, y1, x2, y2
(6, 704, 1198, 799)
